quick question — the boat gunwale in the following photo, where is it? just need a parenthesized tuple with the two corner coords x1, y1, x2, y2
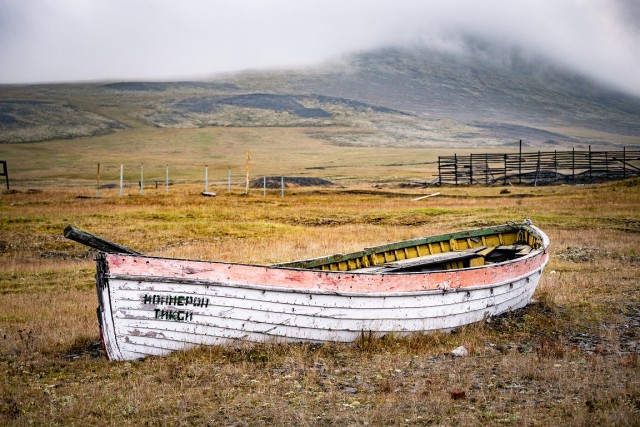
(99, 223, 548, 277)
(103, 263, 545, 298)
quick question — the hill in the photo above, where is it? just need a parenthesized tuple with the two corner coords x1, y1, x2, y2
(1, 45, 639, 149)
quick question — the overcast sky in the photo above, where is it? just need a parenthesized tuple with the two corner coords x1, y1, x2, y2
(1, 0, 639, 96)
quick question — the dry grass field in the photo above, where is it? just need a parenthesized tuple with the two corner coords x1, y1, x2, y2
(1, 176, 639, 426)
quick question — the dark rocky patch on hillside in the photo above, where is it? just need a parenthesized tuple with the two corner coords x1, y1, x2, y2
(102, 81, 239, 92)
(0, 99, 124, 143)
(176, 94, 330, 118)
(138, 93, 409, 129)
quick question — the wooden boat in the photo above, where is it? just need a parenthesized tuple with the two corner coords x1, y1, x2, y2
(64, 220, 550, 361)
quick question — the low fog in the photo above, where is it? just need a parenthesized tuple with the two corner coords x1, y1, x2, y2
(1, 0, 639, 96)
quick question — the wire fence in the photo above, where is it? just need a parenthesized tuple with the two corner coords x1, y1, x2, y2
(89, 163, 296, 197)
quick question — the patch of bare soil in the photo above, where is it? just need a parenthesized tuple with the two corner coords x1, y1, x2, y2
(486, 302, 640, 357)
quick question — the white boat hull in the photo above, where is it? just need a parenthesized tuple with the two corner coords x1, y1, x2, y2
(96, 224, 549, 360)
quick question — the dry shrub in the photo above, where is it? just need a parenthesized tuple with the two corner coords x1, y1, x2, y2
(535, 334, 566, 360)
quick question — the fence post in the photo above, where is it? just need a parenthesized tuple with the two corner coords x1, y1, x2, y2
(205, 165, 210, 193)
(469, 153, 473, 184)
(281, 177, 285, 198)
(503, 154, 508, 185)
(119, 164, 124, 198)
(572, 148, 575, 180)
(263, 177, 266, 197)
(1, 160, 9, 191)
(228, 167, 231, 193)
(438, 157, 442, 186)
(518, 140, 522, 184)
(140, 163, 144, 195)
(485, 154, 489, 183)
(165, 165, 169, 194)
(534, 151, 541, 187)
(623, 147, 626, 179)
(454, 154, 458, 186)
(96, 162, 100, 197)
(589, 145, 592, 179)
(245, 151, 250, 195)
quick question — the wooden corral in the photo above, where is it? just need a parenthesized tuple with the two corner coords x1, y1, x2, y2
(437, 147, 640, 186)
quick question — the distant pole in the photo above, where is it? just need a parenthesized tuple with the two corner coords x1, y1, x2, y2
(518, 140, 522, 184)
(281, 177, 284, 198)
(96, 162, 100, 197)
(469, 153, 473, 184)
(623, 147, 626, 179)
(119, 164, 124, 198)
(245, 151, 250, 195)
(589, 145, 592, 179)
(534, 151, 541, 187)
(454, 154, 458, 186)
(165, 165, 169, 194)
(485, 153, 489, 184)
(227, 167, 231, 193)
(140, 163, 144, 195)
(572, 147, 575, 179)
(263, 176, 266, 197)
(503, 154, 508, 185)
(205, 165, 209, 192)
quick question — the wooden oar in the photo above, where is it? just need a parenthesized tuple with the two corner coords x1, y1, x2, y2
(64, 225, 141, 255)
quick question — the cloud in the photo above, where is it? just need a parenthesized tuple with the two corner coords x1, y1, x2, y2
(0, 0, 639, 96)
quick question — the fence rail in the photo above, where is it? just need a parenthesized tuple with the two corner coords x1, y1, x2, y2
(437, 147, 640, 186)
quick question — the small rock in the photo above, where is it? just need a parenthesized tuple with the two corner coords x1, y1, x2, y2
(451, 346, 469, 357)
(343, 387, 357, 394)
(450, 390, 466, 400)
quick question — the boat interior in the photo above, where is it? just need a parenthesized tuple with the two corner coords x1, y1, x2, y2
(277, 224, 543, 273)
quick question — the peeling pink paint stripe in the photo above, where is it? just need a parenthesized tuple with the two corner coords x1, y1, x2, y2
(105, 250, 548, 294)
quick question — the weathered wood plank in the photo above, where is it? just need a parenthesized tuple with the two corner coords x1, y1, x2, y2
(64, 225, 141, 254)
(275, 224, 520, 269)
(496, 245, 531, 253)
(103, 273, 538, 359)
(352, 247, 487, 273)
(383, 247, 486, 270)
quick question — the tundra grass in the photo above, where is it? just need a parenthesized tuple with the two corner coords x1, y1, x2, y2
(1, 179, 639, 425)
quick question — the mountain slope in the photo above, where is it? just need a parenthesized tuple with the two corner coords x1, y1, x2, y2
(222, 45, 640, 146)
(1, 45, 639, 148)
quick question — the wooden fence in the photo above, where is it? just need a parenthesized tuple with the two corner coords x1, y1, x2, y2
(0, 160, 8, 191)
(436, 146, 640, 186)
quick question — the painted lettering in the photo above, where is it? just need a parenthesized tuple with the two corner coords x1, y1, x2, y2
(154, 308, 194, 322)
(143, 293, 209, 309)
(144, 293, 207, 322)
